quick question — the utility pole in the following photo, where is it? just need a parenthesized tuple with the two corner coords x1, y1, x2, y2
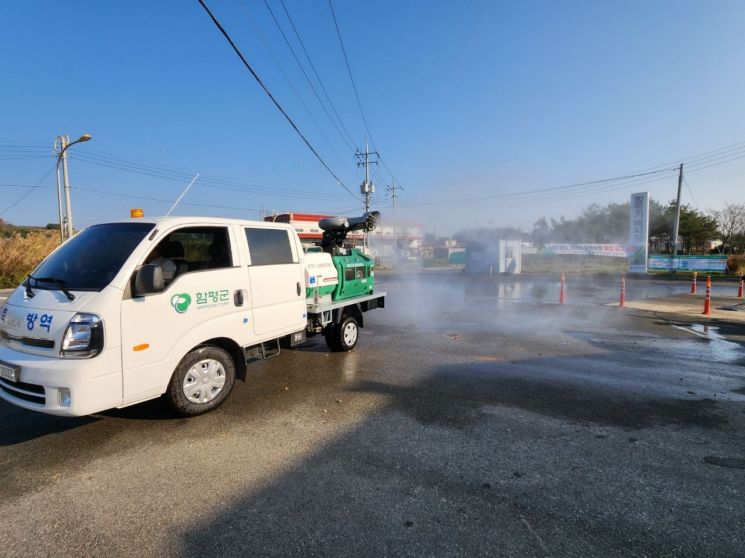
(672, 163, 683, 257)
(60, 136, 74, 239)
(355, 140, 378, 213)
(385, 178, 403, 208)
(385, 178, 403, 263)
(54, 133, 92, 240)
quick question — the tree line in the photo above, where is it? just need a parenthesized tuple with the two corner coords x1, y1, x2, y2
(530, 200, 745, 254)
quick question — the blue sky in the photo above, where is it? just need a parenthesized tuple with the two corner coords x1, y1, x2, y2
(1, 0, 744, 233)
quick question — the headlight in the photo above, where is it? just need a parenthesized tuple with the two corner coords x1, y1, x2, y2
(61, 313, 104, 358)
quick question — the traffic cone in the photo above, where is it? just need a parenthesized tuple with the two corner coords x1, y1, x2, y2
(738, 275, 743, 299)
(559, 273, 566, 305)
(690, 272, 697, 295)
(619, 275, 626, 309)
(703, 275, 711, 315)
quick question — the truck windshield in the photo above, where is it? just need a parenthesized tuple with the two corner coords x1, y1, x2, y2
(29, 222, 155, 291)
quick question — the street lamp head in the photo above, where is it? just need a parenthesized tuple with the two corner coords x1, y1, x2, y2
(77, 134, 92, 143)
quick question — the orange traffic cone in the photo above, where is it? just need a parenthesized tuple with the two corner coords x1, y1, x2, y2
(559, 273, 566, 305)
(690, 272, 697, 295)
(619, 275, 626, 309)
(738, 275, 743, 299)
(703, 275, 711, 315)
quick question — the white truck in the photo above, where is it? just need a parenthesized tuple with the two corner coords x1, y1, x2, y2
(0, 215, 385, 417)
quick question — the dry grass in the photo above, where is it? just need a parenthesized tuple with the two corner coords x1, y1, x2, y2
(727, 255, 745, 276)
(0, 231, 60, 288)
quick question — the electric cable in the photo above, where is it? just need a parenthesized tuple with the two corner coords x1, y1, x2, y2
(261, 0, 358, 155)
(236, 0, 354, 176)
(196, 0, 361, 201)
(278, 0, 359, 151)
(66, 150, 343, 200)
(327, 0, 398, 184)
(0, 165, 56, 217)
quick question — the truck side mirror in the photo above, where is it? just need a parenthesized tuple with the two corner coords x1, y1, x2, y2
(134, 264, 165, 296)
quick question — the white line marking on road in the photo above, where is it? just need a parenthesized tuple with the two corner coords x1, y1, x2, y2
(519, 515, 551, 557)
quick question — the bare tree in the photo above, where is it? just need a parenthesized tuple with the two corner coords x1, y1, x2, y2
(711, 202, 745, 253)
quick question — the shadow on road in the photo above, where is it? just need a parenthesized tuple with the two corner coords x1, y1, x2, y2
(99, 397, 180, 421)
(0, 404, 97, 446)
(175, 345, 743, 557)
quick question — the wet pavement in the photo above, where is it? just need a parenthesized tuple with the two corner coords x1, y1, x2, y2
(1, 272, 744, 556)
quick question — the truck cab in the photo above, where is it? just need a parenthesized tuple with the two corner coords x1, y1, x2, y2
(0, 216, 382, 417)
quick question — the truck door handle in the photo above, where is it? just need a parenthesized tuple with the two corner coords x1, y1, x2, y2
(234, 289, 244, 306)
(296, 282, 301, 296)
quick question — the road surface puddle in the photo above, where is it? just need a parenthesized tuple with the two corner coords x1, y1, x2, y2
(671, 324, 743, 364)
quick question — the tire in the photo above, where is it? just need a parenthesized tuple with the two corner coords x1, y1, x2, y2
(166, 345, 236, 416)
(334, 316, 359, 352)
(324, 324, 341, 351)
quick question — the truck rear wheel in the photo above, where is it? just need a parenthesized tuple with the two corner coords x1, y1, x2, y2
(166, 345, 236, 416)
(324, 325, 340, 351)
(325, 316, 359, 352)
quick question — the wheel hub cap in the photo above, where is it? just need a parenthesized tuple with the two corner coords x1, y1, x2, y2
(183, 358, 226, 404)
(343, 322, 358, 346)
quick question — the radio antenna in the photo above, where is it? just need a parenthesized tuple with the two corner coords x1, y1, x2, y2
(166, 172, 200, 217)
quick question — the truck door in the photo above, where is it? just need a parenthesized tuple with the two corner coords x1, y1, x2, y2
(243, 226, 306, 337)
(120, 225, 252, 401)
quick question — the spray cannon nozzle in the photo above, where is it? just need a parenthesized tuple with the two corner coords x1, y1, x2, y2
(318, 211, 381, 253)
(319, 211, 380, 234)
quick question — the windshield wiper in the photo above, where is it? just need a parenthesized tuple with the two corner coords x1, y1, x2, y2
(24, 277, 35, 299)
(29, 275, 76, 301)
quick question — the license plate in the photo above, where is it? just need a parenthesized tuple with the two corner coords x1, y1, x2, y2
(0, 360, 20, 383)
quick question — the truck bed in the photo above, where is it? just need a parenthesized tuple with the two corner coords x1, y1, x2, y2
(306, 291, 386, 315)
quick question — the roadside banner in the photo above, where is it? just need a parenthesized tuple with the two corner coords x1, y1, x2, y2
(648, 255, 728, 272)
(628, 192, 650, 273)
(544, 243, 627, 257)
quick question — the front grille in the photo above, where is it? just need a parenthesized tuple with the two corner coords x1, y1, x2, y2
(0, 330, 55, 350)
(0, 377, 46, 405)
(21, 337, 55, 349)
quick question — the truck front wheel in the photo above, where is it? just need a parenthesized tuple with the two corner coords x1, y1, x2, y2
(325, 316, 359, 352)
(166, 345, 236, 416)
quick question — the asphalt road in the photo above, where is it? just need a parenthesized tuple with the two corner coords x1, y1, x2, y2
(1, 273, 744, 557)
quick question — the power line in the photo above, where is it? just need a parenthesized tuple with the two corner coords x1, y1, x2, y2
(278, 0, 359, 151)
(66, 150, 343, 200)
(260, 0, 358, 155)
(398, 167, 679, 209)
(74, 186, 262, 213)
(196, 0, 360, 201)
(327, 0, 373, 149)
(74, 185, 359, 217)
(236, 0, 353, 176)
(0, 165, 56, 217)
(385, 144, 745, 211)
(637, 139, 745, 172)
(0, 155, 54, 161)
(683, 148, 745, 174)
(327, 0, 398, 184)
(386, 178, 403, 207)
(682, 176, 702, 210)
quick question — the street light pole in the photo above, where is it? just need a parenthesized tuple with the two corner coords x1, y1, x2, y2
(54, 133, 92, 240)
(53, 136, 66, 242)
(61, 136, 74, 239)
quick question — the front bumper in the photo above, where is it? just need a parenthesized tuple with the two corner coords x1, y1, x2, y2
(0, 345, 122, 416)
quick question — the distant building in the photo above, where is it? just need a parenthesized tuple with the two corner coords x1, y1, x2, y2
(368, 223, 424, 263)
(433, 239, 466, 264)
(264, 213, 363, 244)
(465, 239, 522, 274)
(264, 212, 424, 264)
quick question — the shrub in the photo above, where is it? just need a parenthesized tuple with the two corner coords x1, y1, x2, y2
(727, 255, 745, 276)
(0, 231, 60, 288)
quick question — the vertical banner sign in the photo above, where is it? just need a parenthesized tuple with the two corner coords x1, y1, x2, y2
(628, 192, 650, 273)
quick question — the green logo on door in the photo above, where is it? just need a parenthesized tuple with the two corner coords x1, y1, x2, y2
(171, 293, 192, 314)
